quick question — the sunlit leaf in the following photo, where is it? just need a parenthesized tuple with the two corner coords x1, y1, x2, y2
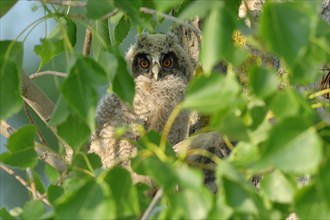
(249, 66, 279, 99)
(260, 170, 296, 203)
(184, 72, 241, 113)
(255, 118, 323, 174)
(0, 40, 23, 119)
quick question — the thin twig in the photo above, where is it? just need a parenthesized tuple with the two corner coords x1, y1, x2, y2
(140, 7, 202, 35)
(29, 71, 67, 79)
(141, 188, 163, 220)
(223, 135, 234, 151)
(41, 0, 86, 7)
(26, 168, 37, 200)
(0, 163, 51, 206)
(22, 73, 73, 162)
(83, 25, 92, 57)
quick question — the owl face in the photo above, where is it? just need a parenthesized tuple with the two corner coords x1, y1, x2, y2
(126, 33, 193, 82)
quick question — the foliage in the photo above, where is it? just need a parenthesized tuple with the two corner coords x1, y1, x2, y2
(1, 0, 329, 219)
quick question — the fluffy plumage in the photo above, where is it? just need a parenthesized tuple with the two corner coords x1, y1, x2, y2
(90, 33, 194, 170)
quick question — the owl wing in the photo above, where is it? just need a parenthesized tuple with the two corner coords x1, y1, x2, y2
(90, 93, 143, 168)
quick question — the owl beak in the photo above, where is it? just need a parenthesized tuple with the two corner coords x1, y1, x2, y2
(151, 63, 160, 81)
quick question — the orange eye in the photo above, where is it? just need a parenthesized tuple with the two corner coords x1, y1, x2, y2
(140, 59, 149, 68)
(163, 58, 172, 67)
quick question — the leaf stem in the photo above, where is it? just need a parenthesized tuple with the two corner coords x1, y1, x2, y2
(160, 103, 183, 152)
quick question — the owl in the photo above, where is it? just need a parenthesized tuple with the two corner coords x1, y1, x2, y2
(89, 33, 194, 172)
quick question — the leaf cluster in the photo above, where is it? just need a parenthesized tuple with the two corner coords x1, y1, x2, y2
(0, 0, 329, 219)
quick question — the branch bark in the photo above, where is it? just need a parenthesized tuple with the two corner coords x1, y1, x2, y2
(22, 72, 73, 162)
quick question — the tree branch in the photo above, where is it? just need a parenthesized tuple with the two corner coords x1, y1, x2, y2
(0, 163, 51, 206)
(83, 25, 92, 57)
(22, 72, 73, 162)
(29, 71, 67, 79)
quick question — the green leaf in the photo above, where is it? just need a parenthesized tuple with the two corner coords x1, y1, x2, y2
(34, 18, 76, 69)
(179, 0, 212, 20)
(72, 153, 102, 177)
(92, 20, 111, 60)
(315, 157, 330, 208)
(61, 57, 107, 132)
(269, 89, 300, 119)
(114, 15, 131, 44)
(211, 110, 250, 141)
(21, 200, 44, 220)
(136, 156, 177, 190)
(57, 114, 90, 149)
(260, 170, 296, 203)
(208, 192, 233, 219)
(229, 142, 260, 168)
(0, 40, 23, 119)
(114, 0, 141, 24)
(183, 72, 241, 113)
(55, 180, 115, 219)
(172, 187, 212, 220)
(0, 125, 37, 168)
(153, 0, 183, 13)
(201, 2, 239, 73)
(259, 2, 311, 66)
(87, 0, 115, 19)
(0, 0, 17, 17)
(248, 66, 279, 99)
(290, 42, 329, 84)
(45, 164, 60, 185)
(104, 167, 139, 218)
(217, 162, 259, 215)
(112, 55, 135, 105)
(98, 50, 118, 82)
(255, 118, 323, 174)
(48, 96, 69, 126)
(48, 185, 64, 205)
(295, 185, 330, 219)
(0, 208, 13, 220)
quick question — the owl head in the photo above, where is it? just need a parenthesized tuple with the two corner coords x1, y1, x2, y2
(126, 33, 193, 82)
